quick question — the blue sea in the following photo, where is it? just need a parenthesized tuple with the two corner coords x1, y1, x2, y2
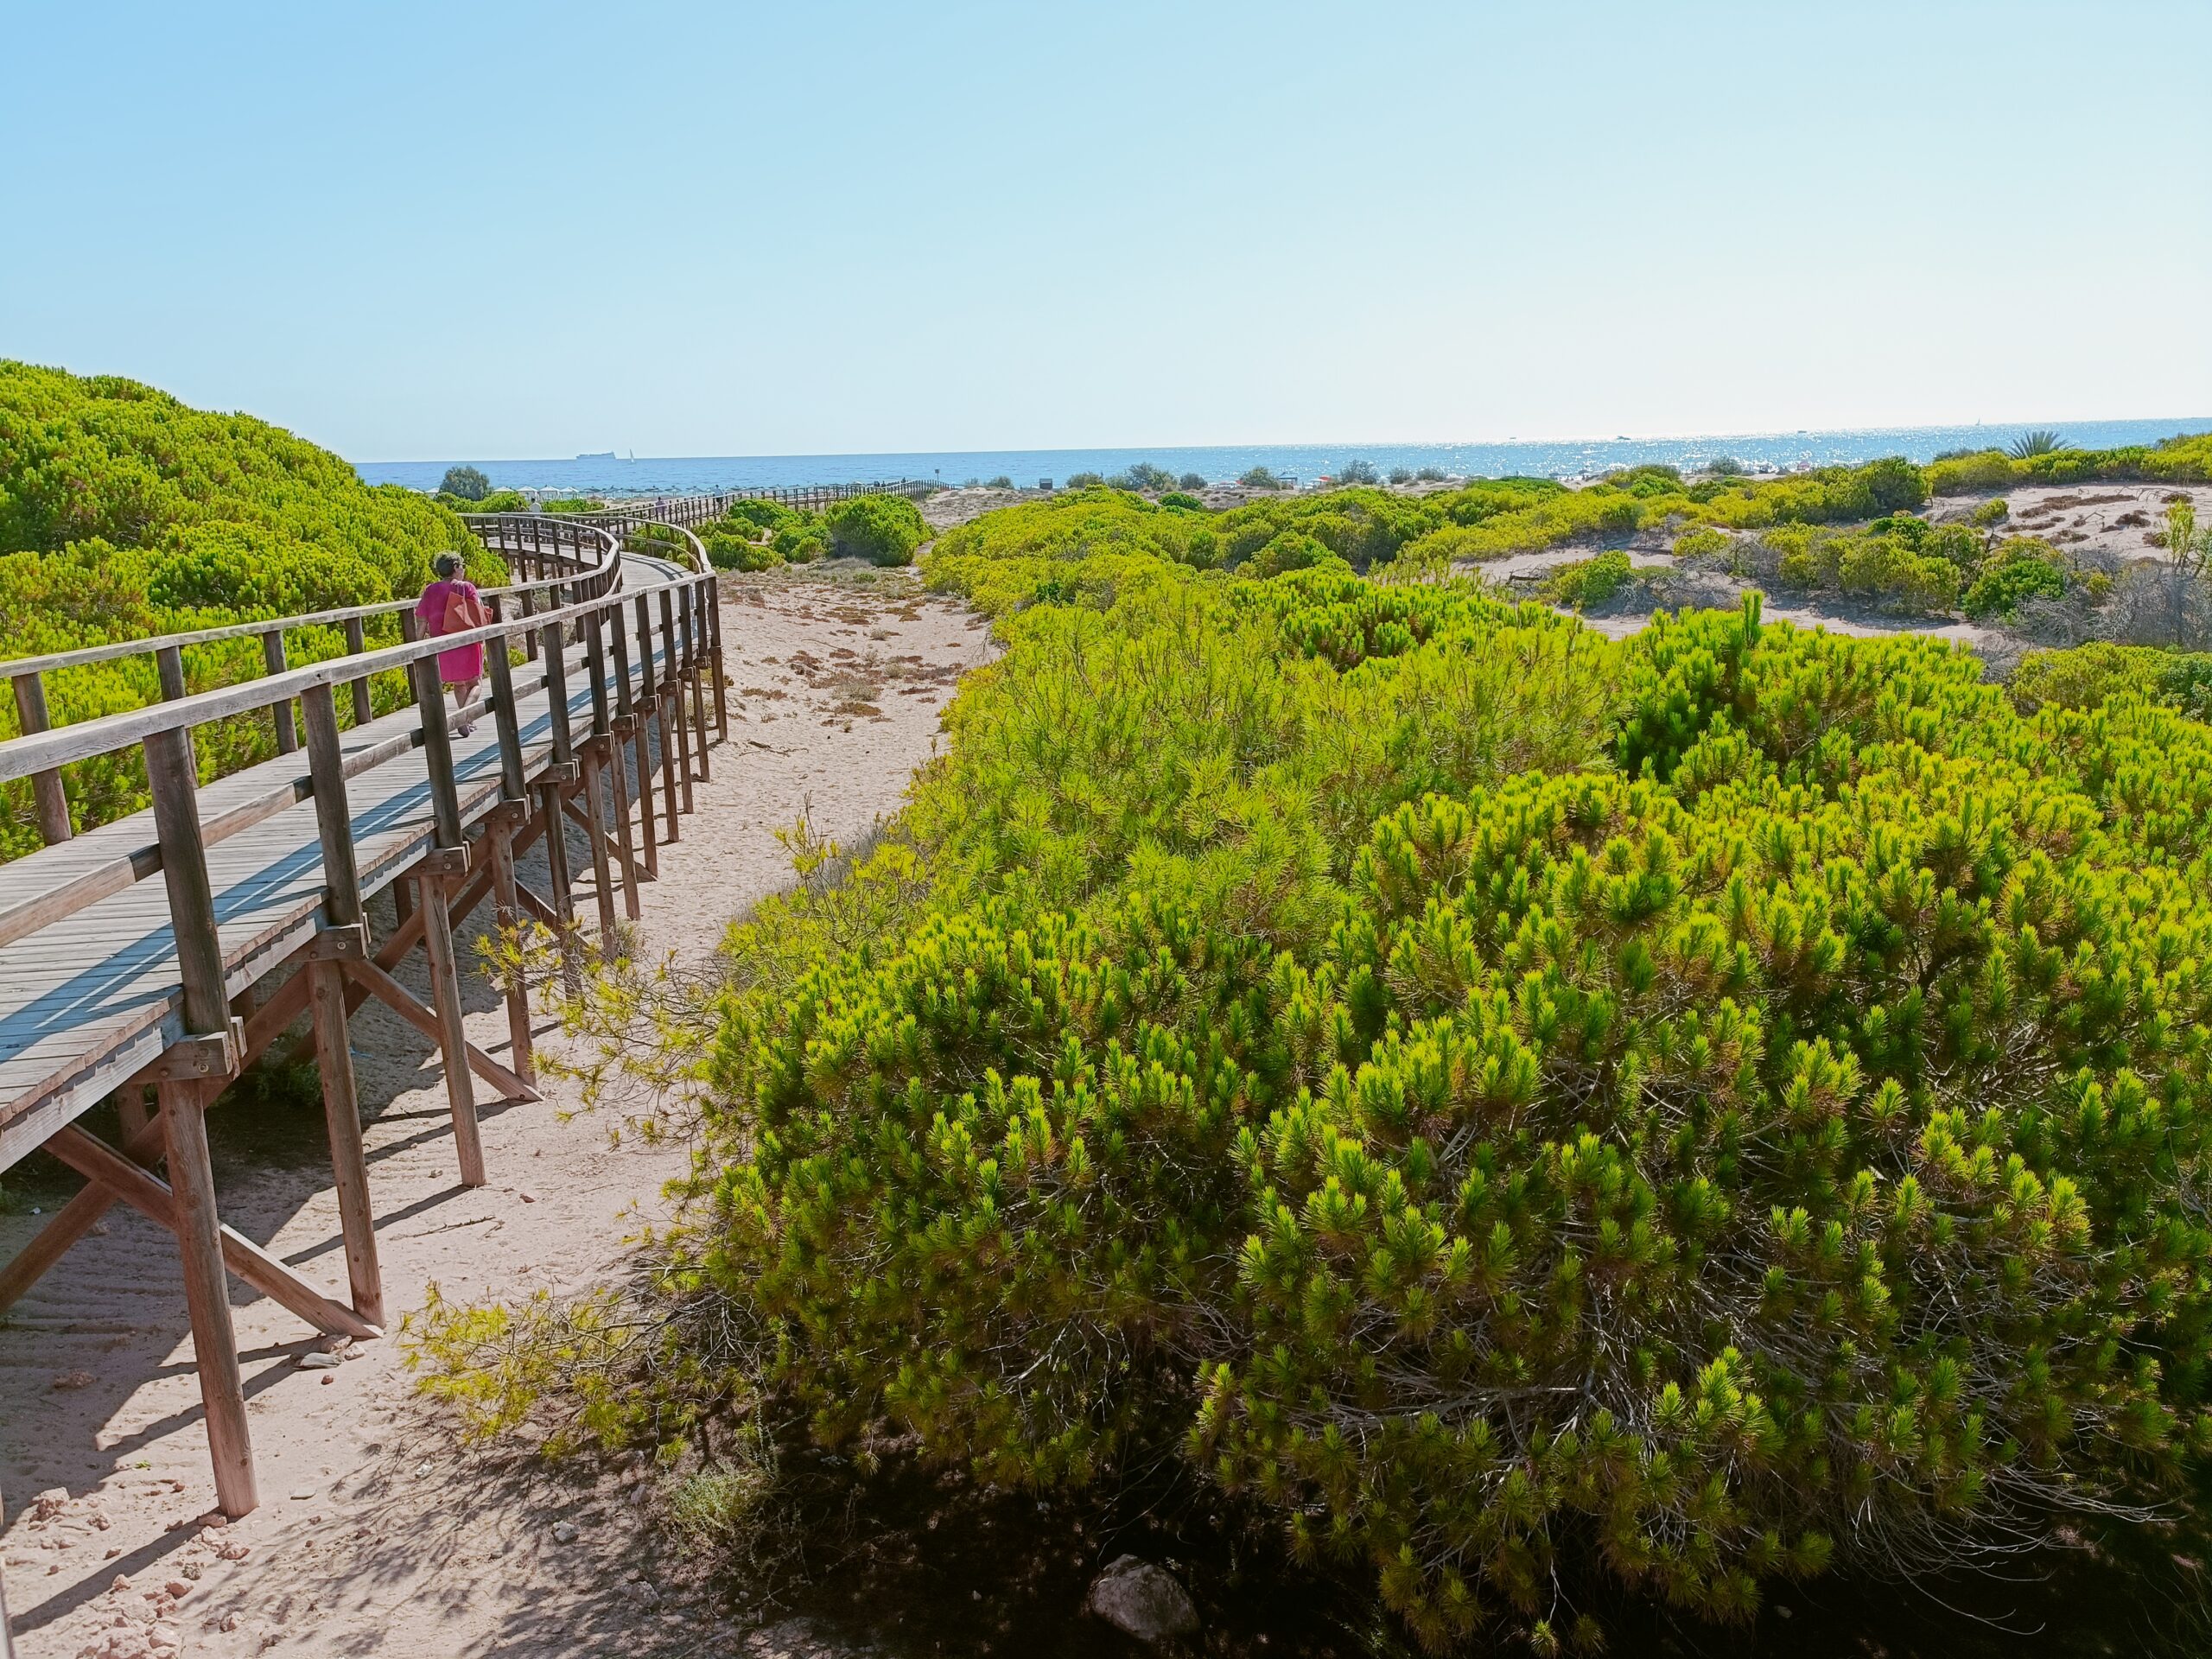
(354, 417, 2212, 498)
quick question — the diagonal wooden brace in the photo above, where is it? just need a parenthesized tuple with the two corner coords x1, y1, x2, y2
(339, 954, 542, 1103)
(45, 1124, 380, 1340)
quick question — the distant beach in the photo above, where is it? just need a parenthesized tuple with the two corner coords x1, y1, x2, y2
(353, 417, 2212, 498)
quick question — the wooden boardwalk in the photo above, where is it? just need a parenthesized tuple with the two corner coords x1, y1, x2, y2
(0, 515, 727, 1516)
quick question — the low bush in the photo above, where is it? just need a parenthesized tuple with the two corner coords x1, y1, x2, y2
(704, 529, 784, 573)
(1109, 462, 1179, 493)
(2005, 640, 2212, 714)
(1541, 547, 1632, 608)
(726, 498, 804, 536)
(1961, 536, 2069, 620)
(772, 520, 830, 564)
(823, 493, 930, 566)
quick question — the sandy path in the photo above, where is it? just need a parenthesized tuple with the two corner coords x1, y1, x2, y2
(0, 569, 993, 1659)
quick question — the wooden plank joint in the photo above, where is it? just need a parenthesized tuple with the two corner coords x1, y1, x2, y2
(147, 1019, 245, 1083)
(308, 922, 369, 961)
(416, 844, 471, 880)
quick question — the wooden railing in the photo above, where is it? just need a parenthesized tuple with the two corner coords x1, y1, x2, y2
(4, 518, 624, 854)
(0, 523, 721, 952)
(0, 512, 729, 1517)
(557, 478, 933, 529)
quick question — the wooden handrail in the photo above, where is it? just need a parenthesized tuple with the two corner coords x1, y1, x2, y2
(3, 517, 615, 681)
(0, 580, 721, 957)
(0, 581, 652, 785)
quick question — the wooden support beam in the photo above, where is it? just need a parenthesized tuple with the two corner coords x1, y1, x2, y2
(154, 1086, 257, 1516)
(558, 792, 635, 890)
(413, 851, 486, 1188)
(575, 745, 620, 961)
(308, 950, 384, 1326)
(683, 586, 712, 784)
(484, 810, 536, 1089)
(45, 1123, 380, 1343)
(512, 879, 561, 931)
(607, 721, 645, 918)
(338, 953, 540, 1105)
(632, 595, 662, 877)
(538, 772, 582, 995)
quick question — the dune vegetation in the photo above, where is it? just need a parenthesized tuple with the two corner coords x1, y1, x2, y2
(0, 362, 500, 858)
(419, 479, 2212, 1651)
(700, 491, 928, 572)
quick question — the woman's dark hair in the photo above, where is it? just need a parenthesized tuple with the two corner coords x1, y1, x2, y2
(432, 552, 464, 580)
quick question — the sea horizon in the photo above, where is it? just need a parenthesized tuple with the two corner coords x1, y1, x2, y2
(353, 416, 2212, 498)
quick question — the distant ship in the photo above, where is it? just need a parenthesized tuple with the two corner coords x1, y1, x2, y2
(576, 450, 618, 461)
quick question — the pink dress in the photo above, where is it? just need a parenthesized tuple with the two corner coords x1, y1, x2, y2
(416, 579, 486, 683)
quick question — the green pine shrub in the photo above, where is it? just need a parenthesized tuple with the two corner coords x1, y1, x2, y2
(2010, 641, 2212, 718)
(0, 361, 495, 860)
(416, 479, 2212, 1649)
(824, 493, 929, 566)
(726, 499, 803, 535)
(1541, 548, 1633, 608)
(704, 529, 784, 573)
(1962, 537, 2069, 620)
(772, 520, 830, 564)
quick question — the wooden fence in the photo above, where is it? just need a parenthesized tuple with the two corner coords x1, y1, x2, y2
(0, 513, 726, 1518)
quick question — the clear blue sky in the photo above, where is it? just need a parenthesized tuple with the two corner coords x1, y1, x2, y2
(6, 1, 2207, 461)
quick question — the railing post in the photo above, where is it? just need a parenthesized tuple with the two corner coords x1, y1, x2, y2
(302, 685, 361, 928)
(632, 594, 660, 876)
(144, 715, 258, 1517)
(539, 607, 582, 991)
(706, 573, 729, 741)
(300, 681, 385, 1320)
(607, 603, 645, 911)
(658, 588, 693, 818)
(145, 728, 226, 1035)
(481, 607, 537, 1084)
(407, 637, 486, 1183)
(487, 606, 529, 804)
(307, 938, 383, 1325)
(410, 657, 465, 853)
(680, 580, 710, 785)
(578, 610, 620, 957)
(156, 644, 188, 703)
(343, 614, 372, 727)
(11, 670, 73, 844)
(262, 630, 297, 753)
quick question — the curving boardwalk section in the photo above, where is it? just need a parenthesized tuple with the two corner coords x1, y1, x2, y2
(0, 510, 728, 1517)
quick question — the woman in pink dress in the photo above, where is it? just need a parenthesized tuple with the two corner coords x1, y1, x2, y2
(416, 552, 487, 737)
